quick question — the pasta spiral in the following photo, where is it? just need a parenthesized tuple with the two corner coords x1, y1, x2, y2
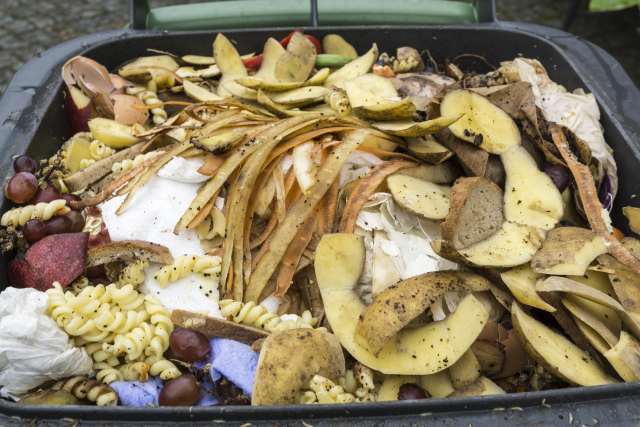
(80, 158, 96, 169)
(94, 362, 124, 384)
(219, 299, 320, 333)
(1, 199, 69, 227)
(295, 375, 356, 404)
(119, 361, 151, 382)
(45, 282, 176, 386)
(198, 208, 226, 240)
(51, 376, 119, 406)
(90, 140, 116, 161)
(153, 254, 222, 288)
(144, 295, 173, 357)
(107, 284, 146, 311)
(126, 85, 167, 125)
(324, 86, 352, 116)
(112, 151, 164, 176)
(145, 355, 181, 380)
(118, 259, 148, 288)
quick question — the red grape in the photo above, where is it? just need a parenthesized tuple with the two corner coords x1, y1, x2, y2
(545, 165, 572, 193)
(45, 216, 73, 235)
(158, 374, 200, 406)
(30, 185, 62, 204)
(64, 211, 85, 233)
(23, 219, 47, 243)
(397, 383, 429, 400)
(163, 347, 190, 373)
(6, 172, 38, 204)
(13, 155, 37, 174)
(169, 328, 211, 362)
(62, 194, 82, 210)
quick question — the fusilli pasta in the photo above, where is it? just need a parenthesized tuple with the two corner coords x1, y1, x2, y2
(118, 259, 148, 288)
(90, 140, 116, 161)
(153, 254, 222, 288)
(45, 281, 178, 386)
(144, 294, 173, 357)
(112, 151, 164, 176)
(126, 85, 167, 125)
(80, 158, 96, 169)
(295, 375, 356, 404)
(323, 86, 351, 116)
(218, 299, 321, 333)
(51, 376, 119, 406)
(1, 199, 69, 227)
(198, 208, 226, 240)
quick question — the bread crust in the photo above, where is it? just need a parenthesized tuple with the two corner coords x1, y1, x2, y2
(84, 240, 174, 267)
(171, 309, 269, 345)
(64, 142, 145, 192)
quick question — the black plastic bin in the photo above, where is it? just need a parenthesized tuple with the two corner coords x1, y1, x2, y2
(1, 22, 640, 426)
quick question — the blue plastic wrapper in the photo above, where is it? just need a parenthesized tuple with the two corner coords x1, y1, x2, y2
(110, 337, 258, 406)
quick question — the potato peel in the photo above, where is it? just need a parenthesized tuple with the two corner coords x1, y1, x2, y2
(224, 119, 320, 301)
(550, 124, 640, 276)
(275, 205, 320, 297)
(355, 270, 511, 356)
(175, 117, 312, 234)
(245, 129, 371, 303)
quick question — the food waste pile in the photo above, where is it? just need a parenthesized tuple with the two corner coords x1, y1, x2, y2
(0, 30, 639, 408)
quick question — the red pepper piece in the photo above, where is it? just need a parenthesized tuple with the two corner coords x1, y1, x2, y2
(304, 35, 323, 54)
(243, 54, 263, 72)
(280, 30, 303, 47)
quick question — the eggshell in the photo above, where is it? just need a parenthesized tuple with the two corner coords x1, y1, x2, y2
(111, 94, 149, 125)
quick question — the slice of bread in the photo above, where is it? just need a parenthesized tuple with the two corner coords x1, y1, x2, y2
(84, 240, 174, 268)
(440, 177, 504, 250)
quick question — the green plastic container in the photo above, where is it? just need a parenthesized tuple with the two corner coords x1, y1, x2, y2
(138, 0, 490, 31)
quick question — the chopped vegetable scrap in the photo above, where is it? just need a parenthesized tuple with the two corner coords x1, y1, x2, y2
(2, 30, 638, 410)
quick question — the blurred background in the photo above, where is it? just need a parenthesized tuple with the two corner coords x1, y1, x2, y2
(0, 0, 638, 96)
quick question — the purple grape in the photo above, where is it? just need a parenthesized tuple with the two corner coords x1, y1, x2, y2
(62, 194, 82, 211)
(397, 383, 429, 400)
(45, 216, 73, 235)
(30, 184, 62, 204)
(6, 172, 38, 204)
(64, 211, 85, 233)
(23, 219, 47, 243)
(545, 165, 572, 194)
(169, 328, 211, 362)
(163, 347, 190, 373)
(13, 155, 37, 174)
(158, 374, 200, 406)
(598, 173, 613, 211)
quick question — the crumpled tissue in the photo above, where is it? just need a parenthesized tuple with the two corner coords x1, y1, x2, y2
(353, 192, 457, 302)
(0, 287, 94, 400)
(111, 337, 258, 406)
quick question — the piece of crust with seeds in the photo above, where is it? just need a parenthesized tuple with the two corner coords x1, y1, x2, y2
(84, 240, 174, 268)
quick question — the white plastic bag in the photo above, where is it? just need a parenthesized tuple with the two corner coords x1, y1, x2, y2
(0, 287, 94, 400)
